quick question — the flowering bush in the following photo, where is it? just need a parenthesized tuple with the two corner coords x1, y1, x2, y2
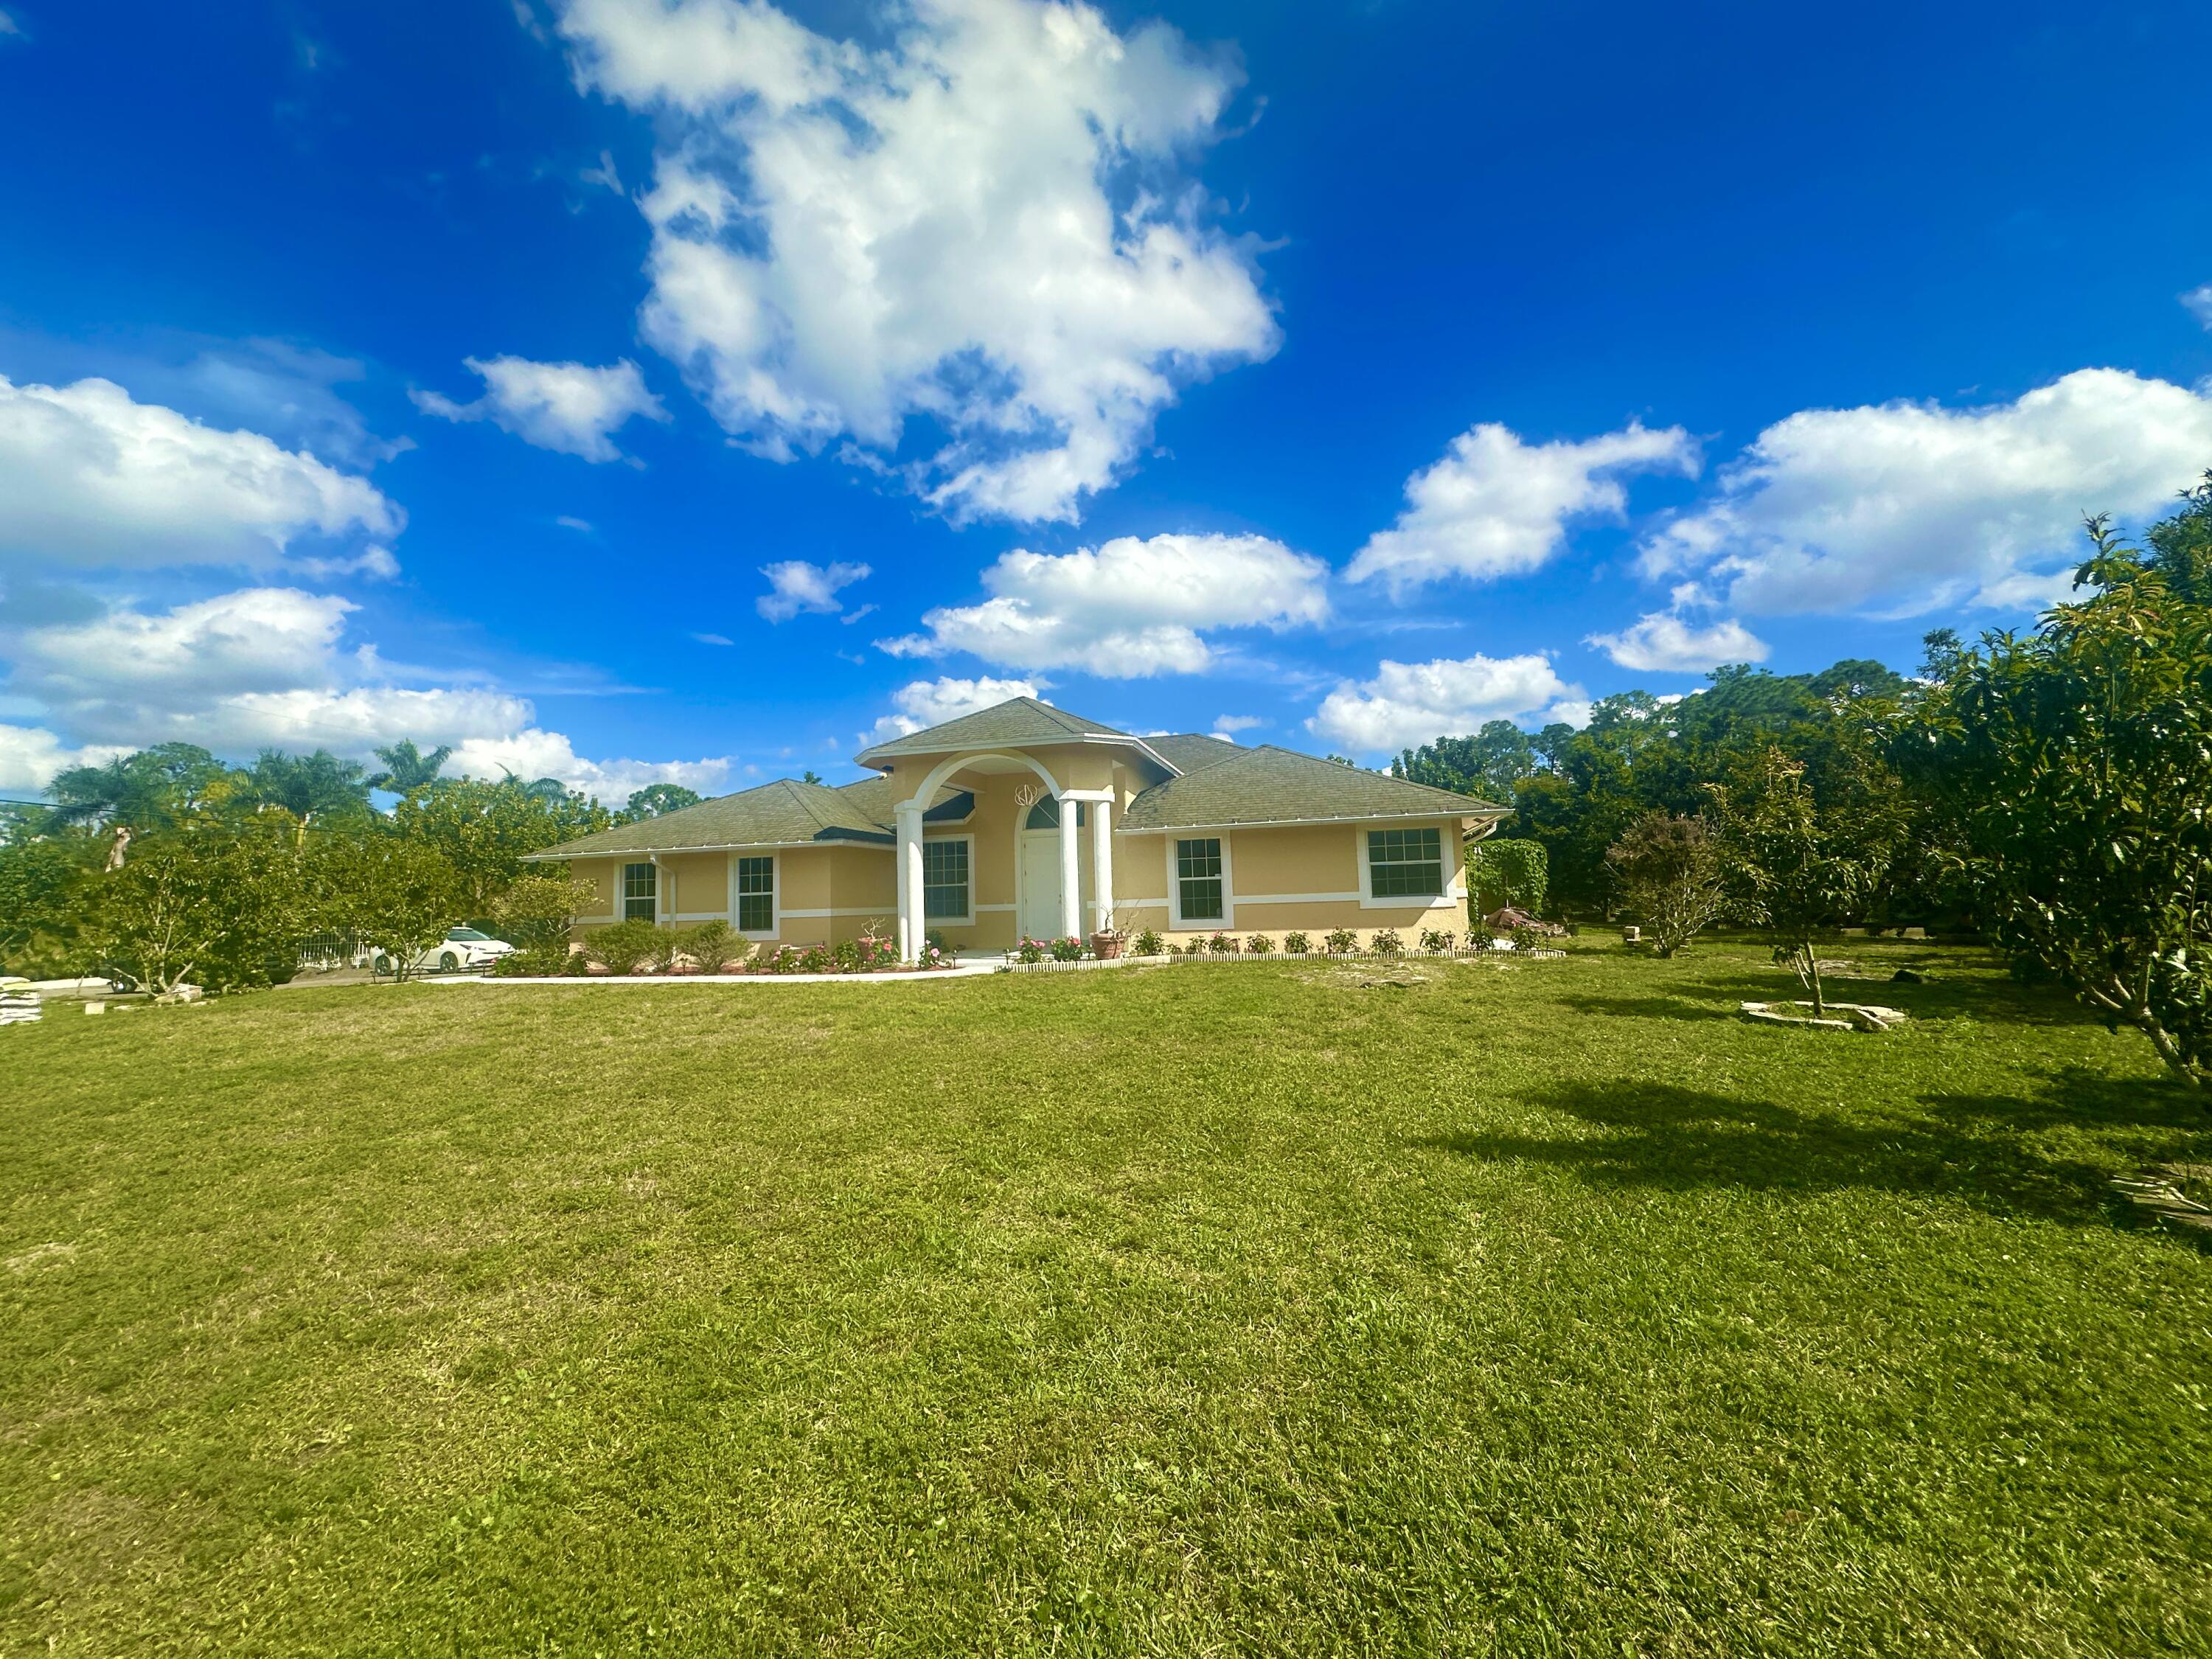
(1324, 928, 1358, 954)
(1419, 928, 1455, 954)
(1245, 933, 1275, 954)
(1370, 928, 1404, 957)
(1049, 936, 1085, 962)
(1283, 931, 1311, 954)
(1133, 928, 1164, 956)
(1206, 930, 1237, 955)
(1015, 936, 1048, 964)
(912, 938, 947, 969)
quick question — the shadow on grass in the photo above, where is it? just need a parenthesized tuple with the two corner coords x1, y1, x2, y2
(1420, 1070, 2208, 1226)
(1559, 962, 2106, 1031)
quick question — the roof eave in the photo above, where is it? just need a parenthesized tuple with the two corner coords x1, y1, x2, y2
(1117, 806, 1509, 835)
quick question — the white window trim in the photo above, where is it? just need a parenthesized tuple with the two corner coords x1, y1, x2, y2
(920, 831, 976, 928)
(728, 852, 779, 941)
(620, 860, 658, 924)
(1166, 832, 1233, 931)
(1357, 819, 1461, 911)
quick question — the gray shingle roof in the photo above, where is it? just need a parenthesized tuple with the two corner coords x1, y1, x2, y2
(1119, 745, 1505, 832)
(529, 778, 896, 860)
(1143, 733, 1247, 774)
(852, 696, 1147, 766)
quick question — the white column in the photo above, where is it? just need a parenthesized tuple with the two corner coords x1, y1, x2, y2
(1057, 794, 1082, 940)
(1090, 796, 1114, 935)
(896, 803, 925, 962)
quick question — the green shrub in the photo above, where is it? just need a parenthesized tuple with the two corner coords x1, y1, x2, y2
(1283, 931, 1311, 954)
(1371, 928, 1404, 957)
(1470, 838, 1548, 918)
(1206, 930, 1237, 955)
(1015, 936, 1047, 964)
(495, 942, 568, 977)
(1049, 936, 1085, 962)
(1133, 928, 1164, 956)
(1419, 927, 1455, 953)
(683, 920, 744, 972)
(1245, 933, 1275, 954)
(1324, 928, 1357, 954)
(585, 918, 667, 974)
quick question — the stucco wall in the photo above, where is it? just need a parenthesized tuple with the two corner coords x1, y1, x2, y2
(1115, 817, 1467, 942)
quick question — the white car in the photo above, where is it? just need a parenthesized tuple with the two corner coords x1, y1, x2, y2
(373, 928, 517, 977)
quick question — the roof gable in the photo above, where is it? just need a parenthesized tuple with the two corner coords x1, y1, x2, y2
(852, 695, 1142, 766)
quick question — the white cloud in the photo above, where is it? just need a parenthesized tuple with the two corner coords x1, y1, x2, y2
(1308, 653, 1582, 755)
(413, 355, 669, 462)
(2, 585, 726, 803)
(1642, 368, 2212, 616)
(880, 532, 1327, 677)
(295, 545, 401, 582)
(0, 372, 400, 570)
(1348, 420, 1697, 596)
(446, 728, 728, 802)
(757, 559, 870, 622)
(1586, 586, 1769, 672)
(556, 0, 1276, 523)
(0, 724, 126, 795)
(1211, 714, 1261, 737)
(2183, 285, 2212, 330)
(0, 10, 22, 40)
(861, 674, 1044, 745)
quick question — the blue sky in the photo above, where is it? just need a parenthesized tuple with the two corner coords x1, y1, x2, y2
(4, 0, 2212, 800)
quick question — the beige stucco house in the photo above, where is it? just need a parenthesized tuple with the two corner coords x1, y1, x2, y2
(526, 698, 1506, 962)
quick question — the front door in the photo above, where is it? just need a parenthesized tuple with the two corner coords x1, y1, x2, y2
(1018, 829, 1062, 941)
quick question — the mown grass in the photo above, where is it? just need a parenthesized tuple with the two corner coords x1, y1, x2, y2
(3, 942, 2208, 1656)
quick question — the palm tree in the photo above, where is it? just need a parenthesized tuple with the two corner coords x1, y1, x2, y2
(241, 749, 372, 838)
(367, 740, 452, 794)
(45, 745, 232, 831)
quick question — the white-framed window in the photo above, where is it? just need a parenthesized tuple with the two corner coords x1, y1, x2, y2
(734, 855, 774, 935)
(1172, 836, 1225, 926)
(1023, 796, 1086, 830)
(922, 835, 973, 924)
(621, 861, 657, 921)
(1360, 822, 1451, 907)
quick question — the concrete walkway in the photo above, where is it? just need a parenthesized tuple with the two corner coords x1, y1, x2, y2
(438, 963, 1001, 987)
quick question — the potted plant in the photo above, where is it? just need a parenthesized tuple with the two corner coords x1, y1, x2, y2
(1091, 910, 1129, 959)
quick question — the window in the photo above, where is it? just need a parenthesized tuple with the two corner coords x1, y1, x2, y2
(1023, 796, 1086, 830)
(1175, 838, 1223, 921)
(622, 861, 656, 921)
(1368, 827, 1445, 898)
(922, 838, 970, 921)
(736, 856, 774, 933)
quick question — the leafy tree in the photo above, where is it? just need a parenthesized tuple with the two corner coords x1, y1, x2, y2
(625, 783, 703, 820)
(368, 740, 452, 793)
(0, 835, 97, 974)
(493, 871, 599, 950)
(240, 748, 372, 835)
(392, 777, 610, 917)
(313, 834, 465, 981)
(1705, 747, 1885, 1016)
(1394, 721, 1535, 802)
(801, 770, 824, 785)
(2145, 470, 2212, 605)
(88, 819, 307, 994)
(45, 744, 237, 831)
(1913, 515, 2211, 1088)
(1605, 812, 1724, 956)
(1468, 838, 1548, 918)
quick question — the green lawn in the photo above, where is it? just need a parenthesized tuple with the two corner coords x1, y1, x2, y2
(4, 944, 2209, 1656)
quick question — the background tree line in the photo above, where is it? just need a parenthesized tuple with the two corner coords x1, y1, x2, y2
(1402, 478, 2212, 1088)
(0, 740, 707, 992)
